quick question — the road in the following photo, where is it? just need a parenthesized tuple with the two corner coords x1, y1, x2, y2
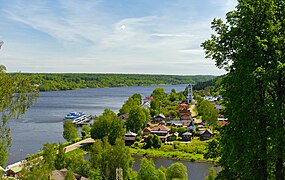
(65, 137, 95, 152)
(190, 104, 202, 124)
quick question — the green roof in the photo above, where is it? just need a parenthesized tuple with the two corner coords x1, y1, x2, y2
(9, 166, 22, 173)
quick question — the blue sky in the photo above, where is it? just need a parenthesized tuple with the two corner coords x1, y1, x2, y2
(0, 0, 237, 75)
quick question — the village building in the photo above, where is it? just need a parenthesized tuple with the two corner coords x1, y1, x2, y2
(149, 124, 170, 142)
(182, 132, 192, 141)
(142, 127, 152, 137)
(123, 131, 138, 146)
(200, 129, 214, 140)
(52, 169, 88, 180)
(152, 114, 166, 124)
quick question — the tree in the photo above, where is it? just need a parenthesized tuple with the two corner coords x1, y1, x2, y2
(145, 134, 162, 149)
(150, 99, 161, 116)
(81, 125, 91, 138)
(55, 143, 67, 170)
(20, 158, 51, 180)
(197, 100, 218, 130)
(126, 106, 148, 133)
(42, 143, 57, 170)
(138, 158, 159, 180)
(0, 65, 38, 167)
(90, 109, 124, 145)
(202, 1, 285, 179)
(89, 138, 133, 180)
(166, 162, 188, 180)
(118, 95, 141, 115)
(63, 120, 78, 142)
(204, 137, 220, 160)
(151, 88, 166, 101)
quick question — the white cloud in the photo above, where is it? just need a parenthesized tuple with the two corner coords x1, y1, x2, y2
(0, 0, 231, 75)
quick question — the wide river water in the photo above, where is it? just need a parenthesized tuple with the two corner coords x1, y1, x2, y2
(8, 84, 215, 179)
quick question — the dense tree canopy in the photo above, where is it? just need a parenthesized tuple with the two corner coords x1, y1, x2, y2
(126, 106, 149, 133)
(63, 120, 78, 142)
(89, 138, 133, 180)
(202, 0, 285, 179)
(166, 162, 188, 180)
(16, 73, 215, 91)
(90, 109, 124, 145)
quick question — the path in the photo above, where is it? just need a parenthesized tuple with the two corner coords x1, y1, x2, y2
(5, 138, 95, 171)
(65, 137, 95, 152)
(190, 104, 202, 124)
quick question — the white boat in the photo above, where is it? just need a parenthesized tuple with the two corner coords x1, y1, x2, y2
(64, 112, 85, 120)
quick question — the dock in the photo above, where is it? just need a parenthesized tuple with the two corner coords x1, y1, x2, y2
(73, 115, 95, 126)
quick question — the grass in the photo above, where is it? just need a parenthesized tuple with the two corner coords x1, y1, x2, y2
(129, 138, 213, 162)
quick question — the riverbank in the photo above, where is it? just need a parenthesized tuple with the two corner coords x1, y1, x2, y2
(128, 138, 218, 163)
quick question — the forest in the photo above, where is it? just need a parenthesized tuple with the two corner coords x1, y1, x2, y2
(10, 73, 215, 91)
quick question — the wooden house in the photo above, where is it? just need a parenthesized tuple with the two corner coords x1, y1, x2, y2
(182, 132, 192, 141)
(123, 131, 138, 146)
(152, 114, 166, 123)
(150, 124, 170, 142)
(200, 129, 214, 140)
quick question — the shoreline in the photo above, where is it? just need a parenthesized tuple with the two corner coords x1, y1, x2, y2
(130, 150, 218, 165)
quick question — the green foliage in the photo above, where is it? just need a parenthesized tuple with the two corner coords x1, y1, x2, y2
(63, 120, 78, 142)
(202, 0, 285, 178)
(17, 73, 215, 91)
(130, 138, 209, 162)
(89, 138, 133, 180)
(145, 134, 162, 149)
(90, 109, 124, 145)
(138, 158, 159, 180)
(204, 137, 220, 160)
(55, 143, 67, 170)
(42, 143, 57, 170)
(177, 127, 188, 136)
(197, 99, 218, 129)
(0, 65, 38, 166)
(126, 106, 148, 133)
(64, 168, 76, 180)
(119, 96, 140, 115)
(150, 99, 161, 116)
(151, 88, 167, 101)
(166, 162, 187, 180)
(20, 158, 51, 180)
(81, 125, 91, 138)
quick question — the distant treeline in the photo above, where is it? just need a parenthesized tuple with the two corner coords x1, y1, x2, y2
(193, 76, 222, 90)
(11, 73, 216, 91)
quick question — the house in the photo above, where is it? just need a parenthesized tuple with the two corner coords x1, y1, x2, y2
(52, 169, 88, 180)
(180, 114, 191, 120)
(200, 129, 214, 140)
(182, 132, 192, 141)
(181, 120, 192, 127)
(143, 96, 153, 104)
(143, 127, 152, 136)
(167, 120, 183, 127)
(5, 165, 22, 178)
(152, 114, 166, 123)
(123, 131, 138, 146)
(150, 124, 170, 142)
(118, 113, 129, 120)
(167, 132, 179, 141)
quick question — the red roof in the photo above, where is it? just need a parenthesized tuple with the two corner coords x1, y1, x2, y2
(143, 96, 153, 101)
(151, 124, 170, 131)
(219, 121, 229, 126)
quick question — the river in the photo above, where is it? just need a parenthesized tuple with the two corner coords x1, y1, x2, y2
(8, 84, 215, 179)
